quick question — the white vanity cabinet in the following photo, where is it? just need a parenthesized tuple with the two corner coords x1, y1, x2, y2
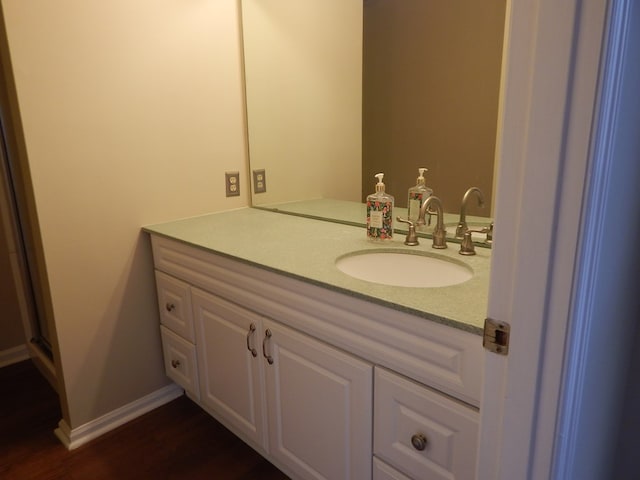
(149, 234, 483, 480)
(192, 286, 373, 480)
(154, 274, 372, 480)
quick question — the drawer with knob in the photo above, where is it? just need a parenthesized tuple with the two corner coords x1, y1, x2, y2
(155, 270, 195, 342)
(160, 325, 199, 400)
(373, 367, 478, 480)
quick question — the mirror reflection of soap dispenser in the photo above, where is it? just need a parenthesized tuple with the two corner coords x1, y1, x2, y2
(366, 173, 394, 240)
(407, 167, 433, 228)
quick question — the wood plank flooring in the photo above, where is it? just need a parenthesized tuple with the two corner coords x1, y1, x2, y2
(0, 359, 290, 479)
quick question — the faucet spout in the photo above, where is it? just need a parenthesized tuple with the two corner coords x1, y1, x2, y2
(456, 187, 485, 237)
(418, 196, 447, 249)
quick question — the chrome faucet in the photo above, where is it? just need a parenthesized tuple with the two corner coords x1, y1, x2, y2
(417, 196, 447, 249)
(455, 187, 485, 237)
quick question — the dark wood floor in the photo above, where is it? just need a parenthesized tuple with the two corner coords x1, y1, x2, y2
(0, 359, 290, 479)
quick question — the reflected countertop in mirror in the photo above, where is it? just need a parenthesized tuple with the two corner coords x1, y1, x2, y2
(254, 198, 493, 247)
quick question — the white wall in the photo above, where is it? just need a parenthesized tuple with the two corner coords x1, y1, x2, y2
(1, 0, 249, 428)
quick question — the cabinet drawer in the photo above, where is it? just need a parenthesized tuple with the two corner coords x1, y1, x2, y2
(155, 270, 195, 342)
(373, 457, 412, 480)
(160, 325, 200, 400)
(374, 367, 478, 480)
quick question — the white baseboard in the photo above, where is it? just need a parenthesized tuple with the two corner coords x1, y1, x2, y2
(54, 383, 183, 450)
(0, 344, 30, 368)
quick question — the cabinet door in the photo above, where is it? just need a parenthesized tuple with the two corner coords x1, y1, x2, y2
(192, 288, 267, 449)
(263, 319, 373, 480)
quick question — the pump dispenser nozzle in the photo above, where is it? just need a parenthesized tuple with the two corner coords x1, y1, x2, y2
(375, 173, 386, 193)
(416, 168, 427, 186)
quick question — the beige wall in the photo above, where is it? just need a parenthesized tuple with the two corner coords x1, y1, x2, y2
(243, 0, 362, 205)
(1, 0, 249, 428)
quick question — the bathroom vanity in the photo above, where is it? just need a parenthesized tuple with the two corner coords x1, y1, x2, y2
(144, 208, 489, 480)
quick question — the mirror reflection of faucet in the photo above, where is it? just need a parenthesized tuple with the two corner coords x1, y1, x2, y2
(455, 187, 485, 238)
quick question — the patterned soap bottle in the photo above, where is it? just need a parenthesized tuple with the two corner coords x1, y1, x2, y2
(366, 173, 394, 241)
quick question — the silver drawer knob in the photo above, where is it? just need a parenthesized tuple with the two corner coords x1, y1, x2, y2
(171, 359, 181, 369)
(411, 433, 428, 451)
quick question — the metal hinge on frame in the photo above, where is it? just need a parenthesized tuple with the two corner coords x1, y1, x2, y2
(483, 318, 510, 355)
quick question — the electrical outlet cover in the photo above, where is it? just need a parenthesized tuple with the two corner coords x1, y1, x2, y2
(253, 169, 267, 194)
(225, 171, 240, 197)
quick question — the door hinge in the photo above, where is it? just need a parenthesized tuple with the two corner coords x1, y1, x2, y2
(483, 318, 510, 355)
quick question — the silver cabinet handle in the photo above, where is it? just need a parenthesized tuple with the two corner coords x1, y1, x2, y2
(165, 302, 176, 312)
(262, 329, 274, 365)
(246, 323, 258, 357)
(411, 433, 428, 451)
(171, 359, 181, 369)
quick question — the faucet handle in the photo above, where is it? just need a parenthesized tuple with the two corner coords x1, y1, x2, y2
(486, 222, 494, 243)
(459, 229, 487, 256)
(396, 217, 419, 246)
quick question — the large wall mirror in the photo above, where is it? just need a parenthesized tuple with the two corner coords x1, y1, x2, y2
(241, 0, 506, 227)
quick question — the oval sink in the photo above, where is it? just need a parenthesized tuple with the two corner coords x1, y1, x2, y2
(335, 250, 473, 288)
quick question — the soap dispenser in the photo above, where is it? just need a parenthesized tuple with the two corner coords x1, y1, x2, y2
(407, 167, 433, 225)
(366, 173, 394, 240)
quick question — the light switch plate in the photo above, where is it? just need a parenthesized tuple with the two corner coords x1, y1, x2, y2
(253, 169, 267, 194)
(225, 171, 240, 197)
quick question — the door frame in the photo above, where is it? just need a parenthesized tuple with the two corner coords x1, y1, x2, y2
(0, 5, 60, 388)
(478, 0, 613, 478)
(551, 0, 640, 478)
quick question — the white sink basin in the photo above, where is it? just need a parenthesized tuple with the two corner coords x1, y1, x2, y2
(335, 250, 473, 288)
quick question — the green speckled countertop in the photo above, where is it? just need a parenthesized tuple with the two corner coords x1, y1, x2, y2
(144, 207, 490, 335)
